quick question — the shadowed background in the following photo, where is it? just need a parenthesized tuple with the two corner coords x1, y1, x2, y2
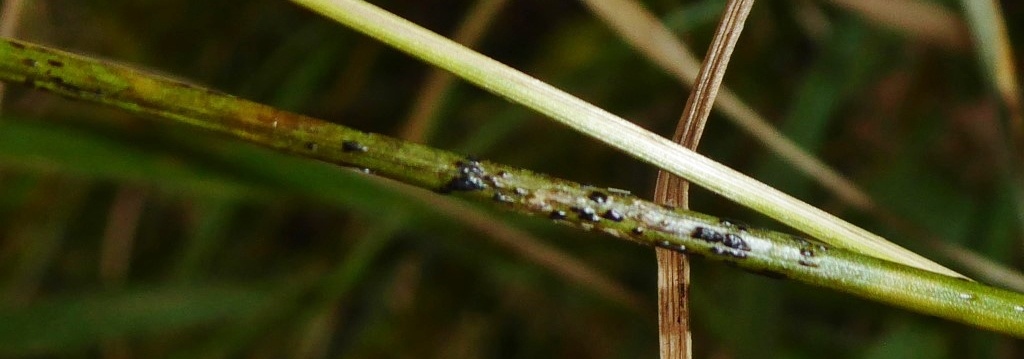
(0, 0, 1022, 357)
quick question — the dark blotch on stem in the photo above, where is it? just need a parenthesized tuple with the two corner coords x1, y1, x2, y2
(798, 259, 818, 268)
(439, 159, 488, 193)
(631, 227, 645, 235)
(21, 58, 36, 67)
(11, 42, 25, 49)
(692, 227, 724, 243)
(342, 140, 368, 153)
(46, 59, 64, 68)
(723, 234, 749, 251)
(588, 191, 609, 204)
(601, 209, 624, 222)
(570, 206, 600, 222)
(549, 210, 567, 220)
(305, 142, 318, 151)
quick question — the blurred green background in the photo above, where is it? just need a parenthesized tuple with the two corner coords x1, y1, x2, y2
(0, 0, 1022, 357)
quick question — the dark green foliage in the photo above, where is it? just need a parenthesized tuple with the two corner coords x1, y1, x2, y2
(0, 0, 1022, 357)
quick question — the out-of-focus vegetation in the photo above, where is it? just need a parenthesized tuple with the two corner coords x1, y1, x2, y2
(0, 0, 1021, 358)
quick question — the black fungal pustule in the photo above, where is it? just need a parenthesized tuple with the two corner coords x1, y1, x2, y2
(631, 227, 645, 235)
(549, 210, 567, 220)
(342, 140, 368, 153)
(601, 209, 624, 222)
(691, 227, 724, 243)
(569, 206, 600, 222)
(711, 247, 748, 259)
(46, 59, 64, 67)
(588, 191, 609, 204)
(304, 142, 318, 151)
(798, 259, 818, 268)
(723, 234, 750, 251)
(439, 159, 488, 193)
(572, 206, 601, 222)
(513, 187, 528, 196)
(21, 58, 36, 67)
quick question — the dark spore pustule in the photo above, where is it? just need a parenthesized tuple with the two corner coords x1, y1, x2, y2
(342, 140, 368, 153)
(601, 209, 624, 222)
(723, 234, 750, 251)
(588, 191, 609, 204)
(21, 58, 36, 67)
(711, 247, 747, 259)
(798, 259, 818, 268)
(46, 59, 64, 68)
(11, 42, 25, 49)
(692, 227, 724, 243)
(570, 206, 600, 222)
(304, 142, 318, 151)
(549, 210, 567, 220)
(631, 227, 645, 235)
(513, 187, 528, 196)
(439, 159, 488, 193)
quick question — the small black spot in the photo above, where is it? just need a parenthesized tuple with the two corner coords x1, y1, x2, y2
(46, 59, 64, 68)
(497, 171, 511, 178)
(11, 42, 26, 49)
(305, 142, 318, 151)
(800, 249, 814, 257)
(798, 259, 818, 268)
(711, 247, 747, 259)
(571, 206, 600, 222)
(513, 187, 528, 196)
(342, 140, 368, 153)
(439, 159, 488, 193)
(21, 58, 36, 67)
(549, 210, 567, 220)
(631, 227, 645, 235)
(692, 227, 724, 243)
(723, 234, 749, 251)
(579, 212, 601, 222)
(588, 191, 609, 204)
(492, 192, 514, 203)
(601, 209, 624, 222)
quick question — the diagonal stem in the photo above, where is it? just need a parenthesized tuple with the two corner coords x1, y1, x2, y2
(1, 37, 1023, 337)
